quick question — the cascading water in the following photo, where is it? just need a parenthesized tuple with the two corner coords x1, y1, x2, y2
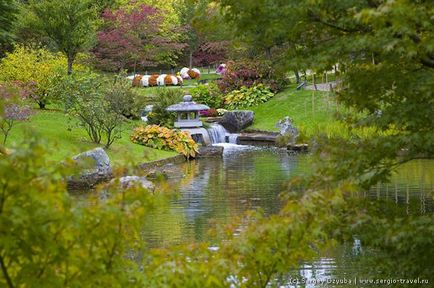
(207, 124, 226, 144)
(207, 123, 238, 144)
(227, 134, 238, 144)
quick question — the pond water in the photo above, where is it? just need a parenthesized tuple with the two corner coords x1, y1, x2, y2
(144, 144, 311, 246)
(143, 144, 434, 286)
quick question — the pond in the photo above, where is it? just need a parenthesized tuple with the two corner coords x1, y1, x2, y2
(143, 144, 311, 246)
(143, 144, 434, 285)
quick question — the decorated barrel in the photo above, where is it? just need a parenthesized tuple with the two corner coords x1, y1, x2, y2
(129, 74, 183, 87)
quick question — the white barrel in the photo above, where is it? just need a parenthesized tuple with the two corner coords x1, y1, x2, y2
(141, 75, 151, 87)
(157, 74, 167, 86)
(180, 67, 190, 79)
(192, 68, 201, 76)
(170, 75, 178, 85)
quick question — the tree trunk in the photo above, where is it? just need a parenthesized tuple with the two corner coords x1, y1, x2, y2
(294, 71, 300, 84)
(189, 50, 193, 69)
(67, 54, 74, 75)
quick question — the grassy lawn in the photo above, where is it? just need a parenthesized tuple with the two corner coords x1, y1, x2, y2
(133, 73, 221, 98)
(183, 72, 221, 86)
(7, 109, 176, 166)
(249, 85, 343, 136)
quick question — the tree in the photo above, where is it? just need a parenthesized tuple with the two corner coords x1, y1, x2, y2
(177, 0, 230, 68)
(193, 41, 229, 67)
(216, 0, 434, 281)
(0, 46, 74, 109)
(92, 4, 160, 72)
(24, 0, 97, 74)
(93, 2, 185, 72)
(0, 0, 18, 56)
(219, 0, 433, 169)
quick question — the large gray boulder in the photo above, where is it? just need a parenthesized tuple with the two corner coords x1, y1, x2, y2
(219, 110, 254, 133)
(198, 146, 224, 157)
(111, 176, 155, 191)
(68, 148, 113, 189)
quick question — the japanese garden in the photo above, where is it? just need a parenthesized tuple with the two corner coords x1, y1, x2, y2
(0, 0, 433, 287)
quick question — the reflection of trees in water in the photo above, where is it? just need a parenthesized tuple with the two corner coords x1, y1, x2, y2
(176, 149, 304, 242)
(365, 159, 434, 214)
(293, 160, 434, 285)
(147, 148, 307, 244)
(143, 154, 433, 247)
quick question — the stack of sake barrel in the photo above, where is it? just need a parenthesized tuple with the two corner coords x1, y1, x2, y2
(131, 74, 184, 87)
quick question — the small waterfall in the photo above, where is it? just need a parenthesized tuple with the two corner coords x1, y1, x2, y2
(207, 124, 227, 144)
(227, 134, 238, 144)
(207, 123, 238, 144)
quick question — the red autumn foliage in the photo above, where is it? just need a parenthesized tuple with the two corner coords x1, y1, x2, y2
(217, 60, 283, 93)
(92, 3, 184, 72)
(193, 41, 229, 67)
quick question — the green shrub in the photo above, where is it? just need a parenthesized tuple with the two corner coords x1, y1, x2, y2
(146, 88, 183, 128)
(130, 125, 198, 158)
(105, 73, 143, 119)
(224, 84, 274, 110)
(0, 139, 156, 287)
(58, 71, 125, 148)
(190, 83, 223, 108)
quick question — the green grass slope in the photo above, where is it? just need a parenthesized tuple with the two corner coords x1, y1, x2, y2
(249, 85, 341, 135)
(7, 110, 176, 166)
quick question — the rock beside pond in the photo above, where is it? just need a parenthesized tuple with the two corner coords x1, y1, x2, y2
(110, 176, 155, 191)
(287, 143, 308, 152)
(219, 110, 254, 133)
(68, 148, 112, 190)
(145, 163, 185, 180)
(198, 146, 224, 157)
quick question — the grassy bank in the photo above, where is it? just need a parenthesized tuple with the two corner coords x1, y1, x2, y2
(8, 109, 176, 166)
(249, 85, 344, 136)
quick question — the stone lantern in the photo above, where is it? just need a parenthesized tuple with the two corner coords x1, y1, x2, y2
(166, 95, 211, 145)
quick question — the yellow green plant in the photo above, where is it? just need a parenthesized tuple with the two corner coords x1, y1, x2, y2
(130, 125, 199, 158)
(224, 84, 274, 110)
(0, 46, 86, 109)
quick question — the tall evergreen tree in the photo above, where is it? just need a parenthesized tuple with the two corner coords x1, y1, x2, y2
(0, 0, 18, 56)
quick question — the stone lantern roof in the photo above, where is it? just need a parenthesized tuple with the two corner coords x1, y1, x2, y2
(166, 95, 209, 112)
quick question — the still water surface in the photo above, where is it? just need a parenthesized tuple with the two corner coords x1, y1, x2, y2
(144, 144, 433, 285)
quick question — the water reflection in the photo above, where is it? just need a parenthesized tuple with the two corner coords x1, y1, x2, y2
(143, 146, 433, 285)
(144, 145, 310, 246)
(366, 159, 434, 214)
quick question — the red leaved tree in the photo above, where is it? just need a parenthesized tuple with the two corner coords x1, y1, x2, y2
(193, 41, 229, 67)
(92, 4, 183, 72)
